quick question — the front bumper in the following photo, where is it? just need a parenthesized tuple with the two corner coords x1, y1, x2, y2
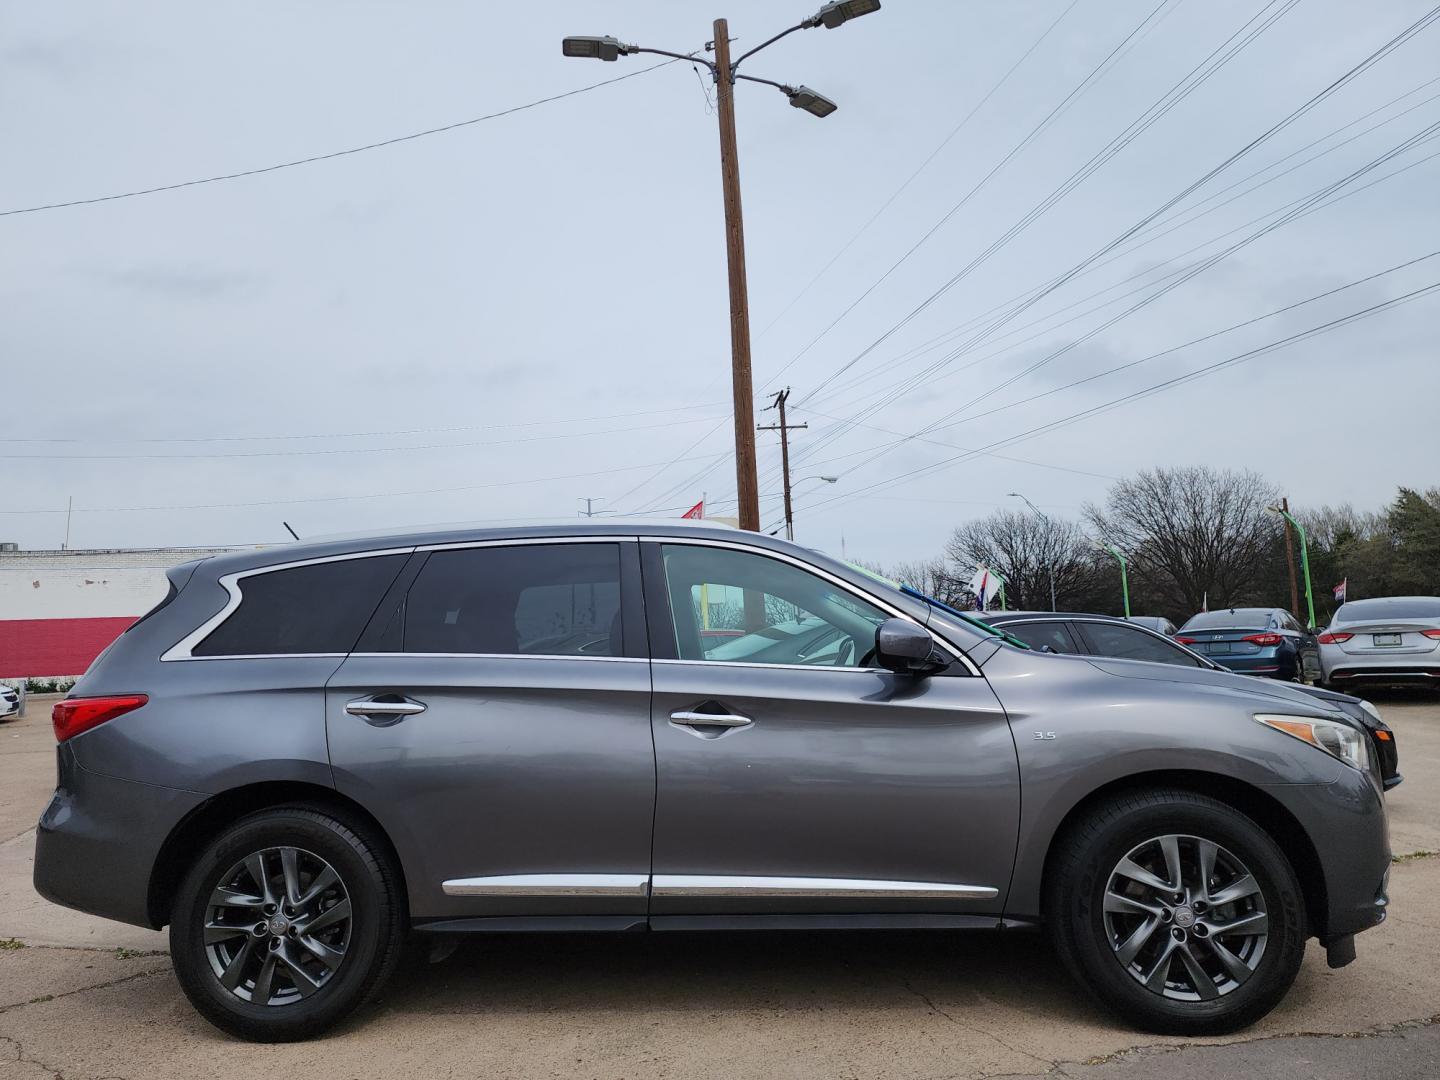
(1267, 765, 1390, 943)
(33, 742, 205, 929)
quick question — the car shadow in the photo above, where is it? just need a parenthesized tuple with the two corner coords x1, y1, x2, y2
(368, 927, 1103, 1024)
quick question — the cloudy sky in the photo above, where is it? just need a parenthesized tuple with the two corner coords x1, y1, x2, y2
(3, 0, 1437, 568)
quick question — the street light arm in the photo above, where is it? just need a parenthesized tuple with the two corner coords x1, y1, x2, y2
(730, 20, 813, 70)
(631, 45, 716, 72)
(733, 72, 793, 92)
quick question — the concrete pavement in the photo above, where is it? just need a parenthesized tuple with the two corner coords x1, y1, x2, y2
(1, 689, 1436, 1078)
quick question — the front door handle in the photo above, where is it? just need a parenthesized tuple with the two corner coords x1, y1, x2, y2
(670, 709, 752, 728)
(345, 695, 427, 717)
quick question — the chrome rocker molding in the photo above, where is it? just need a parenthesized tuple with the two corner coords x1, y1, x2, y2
(442, 874, 650, 897)
(441, 874, 998, 901)
(650, 875, 999, 899)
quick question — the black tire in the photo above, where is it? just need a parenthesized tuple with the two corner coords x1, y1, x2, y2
(170, 805, 404, 1042)
(1045, 789, 1306, 1035)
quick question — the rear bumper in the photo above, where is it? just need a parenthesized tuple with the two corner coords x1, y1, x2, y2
(33, 743, 204, 929)
(1326, 665, 1440, 687)
(1211, 651, 1293, 679)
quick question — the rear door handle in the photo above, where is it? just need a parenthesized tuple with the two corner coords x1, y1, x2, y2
(670, 710, 752, 728)
(346, 696, 427, 717)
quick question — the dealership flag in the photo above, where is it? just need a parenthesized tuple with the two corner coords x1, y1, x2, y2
(1333, 578, 1347, 603)
(969, 566, 996, 610)
(681, 500, 704, 520)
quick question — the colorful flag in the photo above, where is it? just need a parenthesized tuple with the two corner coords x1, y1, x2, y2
(1333, 578, 1347, 603)
(681, 500, 704, 520)
(968, 566, 995, 610)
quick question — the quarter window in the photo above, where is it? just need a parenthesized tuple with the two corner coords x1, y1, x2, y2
(660, 544, 888, 667)
(401, 544, 623, 656)
(193, 555, 407, 657)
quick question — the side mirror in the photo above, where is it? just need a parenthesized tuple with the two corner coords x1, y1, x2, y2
(874, 618, 945, 676)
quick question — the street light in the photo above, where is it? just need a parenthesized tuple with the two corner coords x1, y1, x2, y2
(1007, 492, 1058, 611)
(1267, 505, 1317, 629)
(562, 3, 880, 533)
(1092, 539, 1131, 619)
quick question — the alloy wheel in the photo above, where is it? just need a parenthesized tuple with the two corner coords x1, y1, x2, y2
(1103, 833, 1268, 1002)
(203, 846, 352, 1006)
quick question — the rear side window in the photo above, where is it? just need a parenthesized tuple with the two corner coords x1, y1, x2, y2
(193, 555, 407, 657)
(402, 544, 623, 656)
(1077, 622, 1201, 667)
(1000, 620, 1081, 654)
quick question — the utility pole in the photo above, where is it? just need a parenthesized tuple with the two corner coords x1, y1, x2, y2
(63, 495, 73, 551)
(578, 497, 608, 518)
(1280, 495, 1300, 620)
(758, 388, 807, 540)
(561, 3, 880, 534)
(713, 20, 760, 532)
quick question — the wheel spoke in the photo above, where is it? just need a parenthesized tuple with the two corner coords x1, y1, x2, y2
(1195, 839, 1219, 901)
(277, 945, 322, 998)
(251, 951, 279, 1004)
(1114, 917, 1161, 967)
(297, 866, 339, 907)
(1206, 937, 1255, 983)
(204, 921, 250, 945)
(211, 887, 265, 911)
(1176, 943, 1219, 1000)
(1210, 873, 1260, 906)
(244, 852, 276, 907)
(1211, 909, 1268, 937)
(280, 848, 303, 906)
(219, 937, 257, 990)
(1114, 857, 1172, 893)
(1142, 938, 1178, 992)
(1158, 835, 1183, 893)
(297, 934, 346, 972)
(298, 897, 351, 937)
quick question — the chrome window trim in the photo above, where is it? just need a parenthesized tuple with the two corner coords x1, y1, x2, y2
(652, 658, 890, 675)
(161, 547, 415, 662)
(349, 652, 646, 664)
(642, 534, 980, 677)
(442, 873, 649, 897)
(416, 535, 636, 552)
(649, 875, 998, 900)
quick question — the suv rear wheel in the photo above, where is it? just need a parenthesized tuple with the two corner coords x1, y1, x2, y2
(1046, 789, 1306, 1034)
(170, 806, 404, 1041)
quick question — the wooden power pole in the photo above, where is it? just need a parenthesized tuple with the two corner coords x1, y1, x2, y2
(712, 19, 760, 532)
(758, 388, 807, 540)
(1281, 495, 1300, 620)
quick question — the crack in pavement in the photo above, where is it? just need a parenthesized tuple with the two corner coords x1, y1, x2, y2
(975, 1012, 1440, 1079)
(899, 979, 1059, 1074)
(1, 1033, 66, 1080)
(0, 965, 169, 1016)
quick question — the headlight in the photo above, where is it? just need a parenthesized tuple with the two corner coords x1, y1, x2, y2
(1256, 713, 1371, 772)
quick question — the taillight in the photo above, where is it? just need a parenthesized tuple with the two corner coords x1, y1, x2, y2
(1423, 629, 1440, 640)
(1243, 632, 1283, 647)
(1318, 631, 1353, 644)
(1176, 636, 1197, 645)
(52, 694, 148, 742)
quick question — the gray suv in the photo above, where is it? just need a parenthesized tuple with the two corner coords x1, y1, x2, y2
(34, 523, 1390, 1042)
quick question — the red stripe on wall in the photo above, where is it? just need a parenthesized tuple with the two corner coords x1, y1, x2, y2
(0, 617, 138, 678)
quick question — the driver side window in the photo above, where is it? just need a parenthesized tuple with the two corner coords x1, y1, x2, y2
(660, 544, 887, 668)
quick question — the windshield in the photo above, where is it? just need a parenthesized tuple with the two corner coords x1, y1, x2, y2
(1334, 597, 1440, 622)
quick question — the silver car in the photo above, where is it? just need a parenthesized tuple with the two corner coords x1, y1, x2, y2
(1319, 596, 1440, 689)
(33, 523, 1390, 1042)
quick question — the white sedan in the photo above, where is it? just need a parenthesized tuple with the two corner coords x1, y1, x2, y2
(1319, 596, 1440, 690)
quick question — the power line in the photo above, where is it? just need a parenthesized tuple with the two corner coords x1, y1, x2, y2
(792, 280, 1440, 518)
(0, 57, 686, 218)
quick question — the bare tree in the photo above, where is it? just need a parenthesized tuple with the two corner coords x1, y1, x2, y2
(944, 510, 1103, 611)
(1086, 467, 1280, 616)
(886, 556, 962, 605)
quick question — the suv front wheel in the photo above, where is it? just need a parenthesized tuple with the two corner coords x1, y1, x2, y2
(170, 805, 404, 1041)
(1046, 789, 1306, 1034)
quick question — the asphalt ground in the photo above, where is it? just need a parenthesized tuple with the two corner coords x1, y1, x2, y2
(1, 688, 1437, 1079)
